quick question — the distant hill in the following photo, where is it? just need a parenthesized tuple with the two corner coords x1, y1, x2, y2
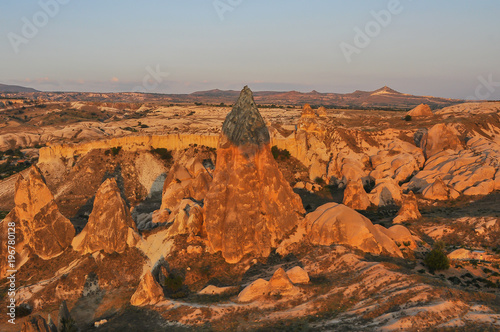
(0, 83, 39, 93)
(169, 86, 463, 110)
(2, 85, 463, 110)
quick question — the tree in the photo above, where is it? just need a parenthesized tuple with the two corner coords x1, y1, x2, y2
(424, 241, 450, 271)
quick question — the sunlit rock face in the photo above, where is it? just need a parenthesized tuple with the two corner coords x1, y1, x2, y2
(9, 166, 74, 261)
(305, 203, 403, 258)
(204, 86, 305, 263)
(73, 178, 140, 254)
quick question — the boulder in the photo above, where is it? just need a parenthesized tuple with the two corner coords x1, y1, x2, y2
(72, 178, 140, 254)
(376, 225, 418, 250)
(286, 266, 310, 284)
(164, 199, 203, 238)
(393, 192, 421, 223)
(422, 177, 460, 201)
(463, 179, 495, 196)
(343, 179, 370, 210)
(368, 178, 402, 207)
(305, 203, 402, 257)
(420, 123, 461, 159)
(238, 267, 300, 303)
(407, 104, 433, 117)
(204, 86, 305, 263)
(237, 278, 270, 303)
(130, 271, 164, 306)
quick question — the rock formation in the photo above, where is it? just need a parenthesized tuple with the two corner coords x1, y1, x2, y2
(368, 178, 402, 207)
(420, 123, 461, 158)
(286, 266, 310, 284)
(343, 179, 371, 210)
(203, 86, 305, 263)
(298, 104, 326, 135)
(21, 315, 51, 332)
(407, 104, 433, 117)
(130, 271, 165, 306)
(72, 178, 140, 254)
(393, 192, 421, 223)
(305, 203, 403, 257)
(422, 177, 460, 201)
(4, 166, 74, 261)
(238, 267, 301, 303)
(155, 149, 215, 223)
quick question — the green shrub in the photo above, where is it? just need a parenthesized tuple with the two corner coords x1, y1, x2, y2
(424, 248, 450, 271)
(404, 115, 412, 121)
(271, 146, 291, 160)
(314, 177, 325, 185)
(111, 146, 122, 156)
(151, 148, 173, 162)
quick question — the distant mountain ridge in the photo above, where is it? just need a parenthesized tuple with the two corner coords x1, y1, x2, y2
(0, 83, 38, 93)
(1, 85, 463, 110)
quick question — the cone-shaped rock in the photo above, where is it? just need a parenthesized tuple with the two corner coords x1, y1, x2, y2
(221, 85, 270, 147)
(12, 166, 74, 260)
(21, 315, 51, 332)
(204, 86, 305, 263)
(73, 178, 140, 254)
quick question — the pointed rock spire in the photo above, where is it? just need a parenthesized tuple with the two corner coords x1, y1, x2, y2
(221, 86, 270, 146)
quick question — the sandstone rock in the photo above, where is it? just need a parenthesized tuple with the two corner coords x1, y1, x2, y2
(204, 87, 305, 263)
(21, 315, 51, 332)
(449, 165, 496, 193)
(368, 178, 402, 207)
(165, 199, 203, 238)
(305, 203, 402, 257)
(130, 271, 164, 306)
(298, 104, 326, 135)
(222, 86, 270, 146)
(237, 278, 269, 303)
(286, 266, 310, 284)
(238, 267, 300, 303)
(495, 169, 500, 191)
(420, 123, 461, 158)
(157, 150, 215, 215)
(13, 166, 74, 260)
(407, 104, 433, 117)
(198, 285, 237, 295)
(73, 178, 140, 254)
(463, 179, 495, 196)
(393, 192, 421, 224)
(317, 106, 327, 117)
(422, 177, 459, 201)
(376, 225, 418, 250)
(268, 268, 299, 295)
(343, 179, 370, 210)
(448, 248, 471, 260)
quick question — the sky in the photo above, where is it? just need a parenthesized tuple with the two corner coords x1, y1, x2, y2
(1, 0, 499, 99)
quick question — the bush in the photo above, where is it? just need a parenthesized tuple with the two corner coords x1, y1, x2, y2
(271, 146, 291, 160)
(424, 248, 450, 272)
(151, 148, 173, 162)
(314, 177, 325, 185)
(111, 146, 122, 156)
(404, 115, 412, 121)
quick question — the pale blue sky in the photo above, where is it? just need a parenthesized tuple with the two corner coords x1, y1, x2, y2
(1, 1, 499, 99)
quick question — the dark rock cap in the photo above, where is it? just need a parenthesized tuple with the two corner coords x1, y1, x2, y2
(222, 86, 270, 146)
